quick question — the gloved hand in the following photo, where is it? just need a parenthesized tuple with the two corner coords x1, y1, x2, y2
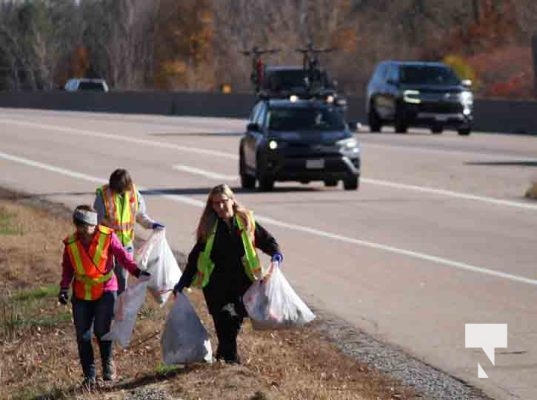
(152, 222, 165, 230)
(173, 281, 184, 297)
(271, 252, 283, 264)
(58, 289, 69, 305)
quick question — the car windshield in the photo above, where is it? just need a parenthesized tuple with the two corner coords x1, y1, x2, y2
(267, 107, 345, 131)
(264, 70, 307, 90)
(399, 66, 460, 86)
(78, 81, 106, 91)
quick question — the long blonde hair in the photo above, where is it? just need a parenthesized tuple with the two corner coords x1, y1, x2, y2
(196, 184, 254, 241)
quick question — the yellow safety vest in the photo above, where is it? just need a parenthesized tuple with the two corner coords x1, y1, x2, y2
(96, 184, 138, 246)
(192, 212, 261, 288)
(64, 225, 114, 300)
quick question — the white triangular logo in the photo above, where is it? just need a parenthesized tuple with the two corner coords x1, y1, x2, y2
(478, 363, 488, 378)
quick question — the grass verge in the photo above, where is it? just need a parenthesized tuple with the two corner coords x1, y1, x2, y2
(0, 190, 416, 400)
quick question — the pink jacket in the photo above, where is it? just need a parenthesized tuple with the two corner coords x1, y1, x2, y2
(60, 231, 140, 293)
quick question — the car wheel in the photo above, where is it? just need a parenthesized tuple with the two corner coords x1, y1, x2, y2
(324, 179, 338, 187)
(343, 176, 359, 191)
(258, 175, 274, 191)
(368, 106, 382, 132)
(431, 124, 443, 134)
(458, 127, 471, 136)
(239, 151, 256, 189)
(394, 109, 408, 133)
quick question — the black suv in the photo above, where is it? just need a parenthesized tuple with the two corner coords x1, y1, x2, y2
(366, 61, 473, 135)
(239, 99, 360, 191)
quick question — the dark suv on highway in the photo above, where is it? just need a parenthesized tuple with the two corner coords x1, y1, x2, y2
(239, 99, 360, 191)
(366, 61, 473, 135)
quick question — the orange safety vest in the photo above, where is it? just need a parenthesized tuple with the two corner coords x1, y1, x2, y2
(96, 184, 139, 246)
(64, 225, 114, 300)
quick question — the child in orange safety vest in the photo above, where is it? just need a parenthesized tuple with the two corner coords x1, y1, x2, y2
(58, 204, 149, 387)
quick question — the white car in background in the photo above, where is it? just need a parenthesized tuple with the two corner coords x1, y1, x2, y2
(64, 78, 109, 92)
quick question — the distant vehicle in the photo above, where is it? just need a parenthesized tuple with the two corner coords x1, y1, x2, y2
(64, 78, 109, 92)
(239, 98, 360, 191)
(241, 44, 348, 117)
(366, 61, 473, 135)
(259, 66, 345, 110)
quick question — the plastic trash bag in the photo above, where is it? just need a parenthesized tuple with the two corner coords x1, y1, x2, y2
(243, 262, 315, 330)
(161, 293, 213, 365)
(135, 229, 182, 306)
(102, 280, 149, 347)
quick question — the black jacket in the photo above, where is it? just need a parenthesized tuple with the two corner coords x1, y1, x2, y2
(178, 217, 280, 315)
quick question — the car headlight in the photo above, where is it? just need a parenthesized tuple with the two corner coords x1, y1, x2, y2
(459, 91, 473, 106)
(268, 140, 278, 150)
(326, 95, 335, 103)
(403, 90, 421, 104)
(337, 138, 360, 153)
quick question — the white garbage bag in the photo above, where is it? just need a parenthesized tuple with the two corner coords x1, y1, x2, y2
(243, 262, 315, 330)
(102, 280, 149, 347)
(135, 229, 182, 306)
(161, 293, 213, 365)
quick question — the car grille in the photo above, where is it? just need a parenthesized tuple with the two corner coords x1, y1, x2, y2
(418, 101, 463, 114)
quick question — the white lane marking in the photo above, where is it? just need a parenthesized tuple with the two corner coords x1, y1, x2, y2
(0, 118, 237, 160)
(363, 141, 537, 161)
(1, 117, 535, 211)
(362, 178, 537, 210)
(0, 150, 203, 208)
(172, 164, 237, 181)
(256, 215, 537, 286)
(1, 150, 536, 287)
(0, 151, 107, 184)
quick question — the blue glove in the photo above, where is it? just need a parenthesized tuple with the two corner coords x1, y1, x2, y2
(271, 252, 283, 264)
(152, 222, 165, 230)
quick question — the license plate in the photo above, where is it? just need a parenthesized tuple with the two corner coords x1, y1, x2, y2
(435, 115, 449, 122)
(306, 159, 324, 169)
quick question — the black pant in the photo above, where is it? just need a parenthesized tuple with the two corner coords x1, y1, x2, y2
(72, 291, 116, 379)
(212, 302, 245, 363)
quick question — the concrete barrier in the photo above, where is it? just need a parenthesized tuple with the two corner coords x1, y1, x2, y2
(0, 91, 536, 135)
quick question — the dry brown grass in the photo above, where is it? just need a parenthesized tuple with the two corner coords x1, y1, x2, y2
(0, 190, 416, 400)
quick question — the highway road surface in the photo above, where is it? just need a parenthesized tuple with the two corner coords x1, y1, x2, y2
(1, 108, 536, 399)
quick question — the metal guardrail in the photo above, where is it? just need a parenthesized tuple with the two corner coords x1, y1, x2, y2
(0, 91, 536, 135)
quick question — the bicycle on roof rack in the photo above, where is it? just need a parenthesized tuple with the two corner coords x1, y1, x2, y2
(241, 43, 349, 120)
(241, 46, 281, 95)
(294, 42, 348, 117)
(295, 41, 335, 96)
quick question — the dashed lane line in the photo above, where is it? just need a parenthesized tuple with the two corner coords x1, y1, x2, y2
(1, 118, 536, 211)
(1, 150, 536, 287)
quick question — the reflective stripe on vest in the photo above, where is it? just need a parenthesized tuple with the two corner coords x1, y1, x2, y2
(97, 184, 138, 246)
(192, 213, 261, 288)
(65, 225, 114, 300)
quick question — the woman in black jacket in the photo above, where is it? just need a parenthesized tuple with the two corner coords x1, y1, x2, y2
(174, 184, 282, 364)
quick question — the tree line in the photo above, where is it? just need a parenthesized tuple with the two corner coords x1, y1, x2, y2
(0, 0, 535, 96)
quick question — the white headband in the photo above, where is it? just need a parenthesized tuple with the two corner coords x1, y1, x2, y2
(73, 209, 98, 225)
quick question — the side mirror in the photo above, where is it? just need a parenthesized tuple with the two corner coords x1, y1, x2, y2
(461, 79, 472, 88)
(247, 122, 260, 132)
